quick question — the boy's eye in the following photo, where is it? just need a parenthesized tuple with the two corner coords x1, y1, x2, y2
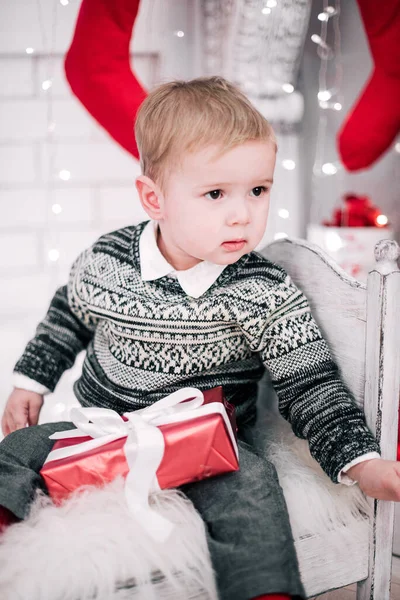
(250, 186, 267, 197)
(205, 189, 222, 200)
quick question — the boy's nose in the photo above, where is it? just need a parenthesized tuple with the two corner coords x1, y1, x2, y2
(227, 199, 251, 226)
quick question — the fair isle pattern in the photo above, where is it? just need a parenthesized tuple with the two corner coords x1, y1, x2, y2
(14, 222, 379, 481)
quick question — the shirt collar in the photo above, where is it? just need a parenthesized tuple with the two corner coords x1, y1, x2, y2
(139, 221, 227, 298)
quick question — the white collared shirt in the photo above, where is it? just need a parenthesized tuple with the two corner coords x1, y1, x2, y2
(139, 220, 227, 298)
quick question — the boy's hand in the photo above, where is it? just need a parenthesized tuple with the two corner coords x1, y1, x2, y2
(346, 458, 400, 501)
(1, 389, 44, 436)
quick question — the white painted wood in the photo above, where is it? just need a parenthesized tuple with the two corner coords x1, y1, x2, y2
(261, 238, 400, 599)
(393, 504, 400, 556)
(295, 523, 369, 598)
(358, 241, 400, 600)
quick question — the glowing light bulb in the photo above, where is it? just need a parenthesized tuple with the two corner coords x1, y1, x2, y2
(395, 142, 400, 153)
(311, 34, 322, 45)
(266, 0, 277, 7)
(174, 30, 185, 38)
(282, 159, 296, 170)
(333, 102, 342, 111)
(278, 209, 290, 219)
(48, 249, 60, 262)
(318, 90, 332, 102)
(326, 232, 344, 252)
(311, 34, 330, 51)
(274, 232, 288, 240)
(42, 79, 52, 91)
(59, 169, 71, 181)
(318, 12, 329, 21)
(60, 0, 69, 5)
(52, 203, 62, 215)
(376, 214, 388, 226)
(261, 7, 271, 14)
(322, 162, 337, 175)
(282, 83, 294, 94)
(26, 47, 34, 54)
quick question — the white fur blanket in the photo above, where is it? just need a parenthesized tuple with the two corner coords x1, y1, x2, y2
(0, 407, 371, 600)
(0, 481, 218, 600)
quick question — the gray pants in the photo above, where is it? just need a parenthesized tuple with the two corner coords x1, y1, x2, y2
(0, 423, 305, 600)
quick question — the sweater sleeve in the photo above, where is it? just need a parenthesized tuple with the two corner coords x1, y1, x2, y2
(240, 266, 380, 482)
(13, 249, 97, 392)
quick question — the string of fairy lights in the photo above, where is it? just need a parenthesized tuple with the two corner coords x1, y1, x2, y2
(311, 0, 343, 185)
(24, 0, 190, 272)
(259, 0, 310, 240)
(310, 0, 391, 232)
(309, 1, 344, 246)
(35, 0, 64, 270)
(20, 0, 72, 414)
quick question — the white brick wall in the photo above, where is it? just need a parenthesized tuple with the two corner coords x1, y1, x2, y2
(0, 100, 48, 140)
(43, 141, 138, 183)
(0, 233, 39, 270)
(36, 56, 73, 98)
(99, 186, 148, 228)
(0, 145, 37, 184)
(0, 190, 47, 227)
(0, 0, 193, 426)
(0, 58, 35, 97)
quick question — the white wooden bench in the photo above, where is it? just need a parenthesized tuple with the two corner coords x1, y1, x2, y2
(1, 237, 399, 600)
(260, 237, 400, 599)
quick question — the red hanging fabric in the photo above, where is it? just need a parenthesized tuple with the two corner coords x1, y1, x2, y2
(64, 0, 147, 159)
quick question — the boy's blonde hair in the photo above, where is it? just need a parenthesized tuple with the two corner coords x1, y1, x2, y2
(135, 76, 276, 189)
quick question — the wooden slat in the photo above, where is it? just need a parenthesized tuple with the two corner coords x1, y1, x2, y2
(262, 238, 400, 599)
(358, 246, 400, 600)
(295, 522, 369, 598)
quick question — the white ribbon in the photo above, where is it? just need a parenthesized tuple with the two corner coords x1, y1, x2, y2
(45, 388, 238, 542)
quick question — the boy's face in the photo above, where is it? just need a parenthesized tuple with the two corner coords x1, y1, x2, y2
(142, 140, 275, 270)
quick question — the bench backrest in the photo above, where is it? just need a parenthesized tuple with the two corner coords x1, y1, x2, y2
(261, 237, 400, 600)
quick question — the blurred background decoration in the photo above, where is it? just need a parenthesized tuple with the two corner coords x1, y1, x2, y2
(0, 0, 399, 423)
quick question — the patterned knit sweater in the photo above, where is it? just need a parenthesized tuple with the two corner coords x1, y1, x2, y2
(14, 222, 379, 481)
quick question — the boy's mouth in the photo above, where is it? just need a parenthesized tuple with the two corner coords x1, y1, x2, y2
(221, 240, 246, 252)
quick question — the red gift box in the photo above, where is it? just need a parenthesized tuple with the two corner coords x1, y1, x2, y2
(323, 193, 389, 228)
(40, 387, 238, 505)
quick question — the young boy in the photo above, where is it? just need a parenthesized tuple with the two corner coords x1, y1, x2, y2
(1, 77, 399, 600)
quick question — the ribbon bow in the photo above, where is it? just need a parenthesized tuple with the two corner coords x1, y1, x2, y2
(46, 388, 236, 542)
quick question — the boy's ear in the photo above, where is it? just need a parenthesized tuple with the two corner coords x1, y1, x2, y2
(135, 175, 164, 219)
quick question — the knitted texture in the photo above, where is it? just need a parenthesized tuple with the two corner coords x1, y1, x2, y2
(14, 222, 379, 481)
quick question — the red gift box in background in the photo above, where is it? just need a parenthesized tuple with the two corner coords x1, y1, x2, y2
(323, 193, 390, 228)
(308, 192, 394, 282)
(40, 387, 238, 505)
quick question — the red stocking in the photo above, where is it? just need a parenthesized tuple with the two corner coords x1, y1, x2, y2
(64, 0, 147, 159)
(337, 0, 400, 171)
